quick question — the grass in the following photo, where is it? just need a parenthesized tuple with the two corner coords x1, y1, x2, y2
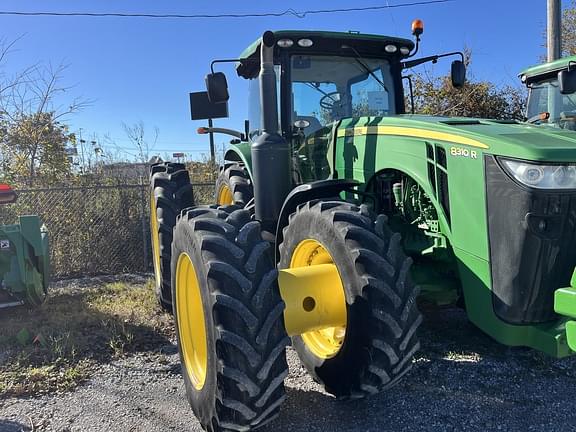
(0, 278, 173, 397)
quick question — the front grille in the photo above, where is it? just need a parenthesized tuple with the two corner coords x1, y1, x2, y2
(485, 155, 576, 324)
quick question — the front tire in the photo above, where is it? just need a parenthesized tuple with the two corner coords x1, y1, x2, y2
(149, 162, 194, 312)
(279, 200, 422, 399)
(172, 206, 289, 431)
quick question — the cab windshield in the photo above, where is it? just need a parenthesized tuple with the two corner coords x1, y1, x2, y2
(290, 55, 396, 134)
(527, 78, 576, 130)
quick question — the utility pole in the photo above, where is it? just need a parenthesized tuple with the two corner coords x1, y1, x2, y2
(547, 0, 562, 62)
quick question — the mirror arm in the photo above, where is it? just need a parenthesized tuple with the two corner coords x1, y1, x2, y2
(210, 58, 259, 74)
(568, 61, 576, 72)
(406, 35, 421, 59)
(402, 51, 464, 69)
(199, 126, 246, 141)
(210, 58, 244, 74)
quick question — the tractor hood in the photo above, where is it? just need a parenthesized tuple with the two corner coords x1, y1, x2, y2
(338, 115, 576, 162)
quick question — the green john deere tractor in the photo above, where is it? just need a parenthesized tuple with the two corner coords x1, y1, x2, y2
(148, 22, 576, 431)
(520, 54, 576, 129)
(0, 184, 50, 308)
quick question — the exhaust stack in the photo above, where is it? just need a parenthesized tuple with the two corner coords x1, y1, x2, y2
(251, 31, 291, 233)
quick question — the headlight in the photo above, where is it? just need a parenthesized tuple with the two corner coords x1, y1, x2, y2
(500, 158, 576, 189)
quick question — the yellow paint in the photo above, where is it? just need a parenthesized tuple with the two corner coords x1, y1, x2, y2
(278, 264, 347, 336)
(282, 239, 347, 359)
(217, 184, 234, 205)
(150, 192, 162, 288)
(175, 252, 208, 390)
(337, 126, 490, 149)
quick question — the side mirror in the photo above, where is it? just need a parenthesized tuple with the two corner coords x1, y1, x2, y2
(0, 184, 17, 204)
(451, 60, 466, 89)
(190, 91, 229, 120)
(205, 72, 229, 103)
(559, 69, 576, 95)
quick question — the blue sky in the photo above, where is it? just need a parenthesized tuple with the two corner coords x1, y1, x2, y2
(0, 0, 558, 161)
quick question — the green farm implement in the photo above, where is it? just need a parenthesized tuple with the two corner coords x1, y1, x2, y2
(148, 21, 576, 431)
(0, 184, 50, 308)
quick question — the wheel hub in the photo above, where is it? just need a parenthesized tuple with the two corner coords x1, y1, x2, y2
(279, 239, 347, 359)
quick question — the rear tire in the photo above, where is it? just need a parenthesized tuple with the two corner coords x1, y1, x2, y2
(279, 200, 422, 399)
(172, 206, 289, 431)
(149, 162, 194, 312)
(215, 163, 253, 206)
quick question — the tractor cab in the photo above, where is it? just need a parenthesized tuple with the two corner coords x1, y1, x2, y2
(232, 29, 464, 140)
(197, 28, 465, 187)
(236, 31, 413, 139)
(521, 55, 576, 130)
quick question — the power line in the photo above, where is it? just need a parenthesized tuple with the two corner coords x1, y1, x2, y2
(0, 1, 454, 20)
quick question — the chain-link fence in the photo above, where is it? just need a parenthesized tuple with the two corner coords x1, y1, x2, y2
(0, 182, 215, 279)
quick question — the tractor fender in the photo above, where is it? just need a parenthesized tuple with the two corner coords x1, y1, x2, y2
(274, 179, 360, 262)
(224, 143, 253, 182)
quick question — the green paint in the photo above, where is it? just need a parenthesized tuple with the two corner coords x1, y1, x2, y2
(0, 215, 49, 307)
(228, 30, 576, 357)
(224, 142, 253, 180)
(554, 270, 576, 352)
(520, 54, 576, 81)
(237, 30, 414, 78)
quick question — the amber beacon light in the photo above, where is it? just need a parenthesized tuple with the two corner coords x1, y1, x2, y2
(411, 19, 424, 36)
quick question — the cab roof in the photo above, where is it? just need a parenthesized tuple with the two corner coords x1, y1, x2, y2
(236, 30, 414, 78)
(520, 54, 576, 84)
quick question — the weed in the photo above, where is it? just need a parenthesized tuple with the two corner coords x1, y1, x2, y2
(0, 278, 173, 397)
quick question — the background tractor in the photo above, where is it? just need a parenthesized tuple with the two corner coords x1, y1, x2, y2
(148, 22, 576, 432)
(521, 54, 576, 129)
(0, 184, 50, 309)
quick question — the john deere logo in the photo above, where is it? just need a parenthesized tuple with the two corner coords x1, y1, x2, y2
(0, 240, 9, 250)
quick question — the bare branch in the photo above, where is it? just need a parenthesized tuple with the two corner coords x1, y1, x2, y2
(122, 121, 159, 163)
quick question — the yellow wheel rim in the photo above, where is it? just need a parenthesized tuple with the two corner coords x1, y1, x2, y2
(217, 184, 234, 205)
(150, 192, 162, 288)
(176, 252, 208, 390)
(290, 239, 347, 359)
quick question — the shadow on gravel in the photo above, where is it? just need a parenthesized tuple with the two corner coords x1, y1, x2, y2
(0, 280, 174, 397)
(0, 419, 31, 432)
(271, 305, 576, 431)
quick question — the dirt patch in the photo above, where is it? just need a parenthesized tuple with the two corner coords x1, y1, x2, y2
(0, 275, 173, 397)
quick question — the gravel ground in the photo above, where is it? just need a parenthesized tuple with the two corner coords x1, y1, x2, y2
(2, 281, 576, 432)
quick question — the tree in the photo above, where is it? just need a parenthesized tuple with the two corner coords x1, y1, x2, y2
(0, 38, 86, 185)
(122, 121, 158, 163)
(409, 75, 526, 120)
(3, 112, 74, 183)
(407, 52, 526, 120)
